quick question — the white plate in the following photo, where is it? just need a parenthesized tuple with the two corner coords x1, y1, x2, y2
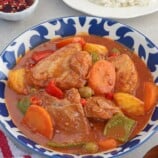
(63, 0, 158, 19)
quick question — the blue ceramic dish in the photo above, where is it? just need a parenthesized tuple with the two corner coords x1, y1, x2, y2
(0, 16, 158, 158)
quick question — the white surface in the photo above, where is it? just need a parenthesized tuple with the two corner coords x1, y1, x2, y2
(0, 0, 158, 157)
(63, 0, 158, 19)
(0, 0, 39, 21)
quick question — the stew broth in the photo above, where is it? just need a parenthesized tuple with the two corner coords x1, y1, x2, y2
(5, 35, 155, 154)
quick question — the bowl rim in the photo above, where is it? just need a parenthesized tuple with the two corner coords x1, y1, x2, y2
(0, 0, 39, 16)
(0, 15, 158, 158)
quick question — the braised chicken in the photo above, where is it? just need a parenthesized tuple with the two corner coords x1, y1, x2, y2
(6, 35, 157, 155)
(84, 96, 120, 120)
(31, 88, 90, 142)
(109, 54, 138, 94)
(26, 43, 92, 90)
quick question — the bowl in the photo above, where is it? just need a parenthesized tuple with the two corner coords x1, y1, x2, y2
(0, 0, 39, 21)
(0, 16, 158, 158)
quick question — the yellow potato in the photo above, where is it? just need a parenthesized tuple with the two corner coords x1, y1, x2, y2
(114, 92, 145, 116)
(8, 68, 26, 94)
(83, 43, 108, 56)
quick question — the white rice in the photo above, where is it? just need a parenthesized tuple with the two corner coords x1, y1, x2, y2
(89, 0, 150, 7)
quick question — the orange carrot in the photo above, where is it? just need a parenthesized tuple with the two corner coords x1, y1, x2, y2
(55, 37, 85, 49)
(98, 138, 117, 150)
(144, 82, 158, 112)
(22, 105, 53, 139)
(88, 60, 116, 95)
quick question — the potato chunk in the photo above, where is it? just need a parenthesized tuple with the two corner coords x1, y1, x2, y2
(83, 43, 108, 56)
(8, 68, 26, 94)
(114, 92, 144, 116)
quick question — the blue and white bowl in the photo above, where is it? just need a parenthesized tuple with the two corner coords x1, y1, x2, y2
(0, 16, 158, 158)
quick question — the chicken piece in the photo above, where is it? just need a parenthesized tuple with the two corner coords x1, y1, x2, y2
(84, 96, 120, 120)
(36, 88, 90, 142)
(109, 54, 138, 94)
(56, 50, 92, 89)
(26, 43, 92, 90)
(65, 88, 81, 103)
(8, 68, 27, 94)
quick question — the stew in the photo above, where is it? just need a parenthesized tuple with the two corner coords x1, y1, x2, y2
(5, 35, 158, 154)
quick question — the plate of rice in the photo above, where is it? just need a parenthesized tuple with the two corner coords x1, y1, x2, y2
(62, 0, 158, 19)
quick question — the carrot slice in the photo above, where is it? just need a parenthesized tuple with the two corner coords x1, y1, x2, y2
(55, 37, 85, 49)
(23, 105, 53, 139)
(144, 82, 158, 112)
(88, 60, 116, 95)
(98, 138, 117, 150)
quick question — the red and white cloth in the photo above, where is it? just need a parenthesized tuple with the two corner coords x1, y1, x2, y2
(0, 125, 41, 158)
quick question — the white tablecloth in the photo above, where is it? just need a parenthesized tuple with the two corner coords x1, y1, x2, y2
(0, 0, 158, 157)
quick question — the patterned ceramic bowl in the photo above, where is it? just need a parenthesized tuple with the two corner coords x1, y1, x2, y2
(0, 16, 158, 158)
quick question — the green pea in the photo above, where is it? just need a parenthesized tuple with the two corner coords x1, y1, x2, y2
(82, 142, 98, 153)
(30, 88, 37, 94)
(79, 86, 94, 98)
(91, 52, 100, 63)
(17, 97, 30, 114)
(111, 48, 120, 55)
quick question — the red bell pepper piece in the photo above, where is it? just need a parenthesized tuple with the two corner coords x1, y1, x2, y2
(30, 96, 42, 105)
(80, 98, 87, 106)
(45, 81, 64, 99)
(32, 50, 53, 62)
(105, 92, 114, 100)
(108, 53, 119, 58)
(55, 37, 86, 49)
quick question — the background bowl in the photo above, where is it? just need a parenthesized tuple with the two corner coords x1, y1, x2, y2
(0, 0, 39, 21)
(0, 16, 158, 158)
